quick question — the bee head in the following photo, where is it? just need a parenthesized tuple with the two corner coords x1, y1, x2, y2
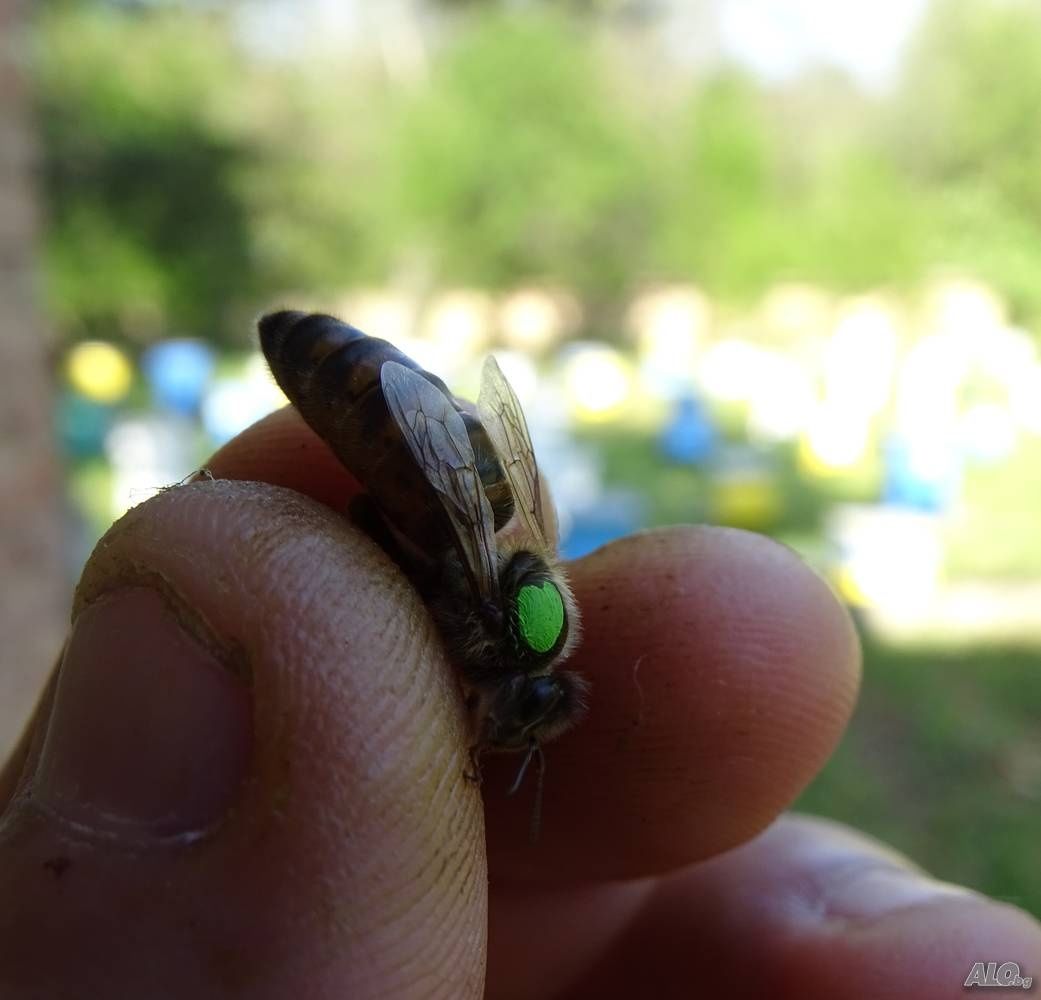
(481, 670, 589, 751)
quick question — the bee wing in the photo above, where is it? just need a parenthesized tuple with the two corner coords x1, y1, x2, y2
(477, 356, 552, 549)
(381, 361, 500, 607)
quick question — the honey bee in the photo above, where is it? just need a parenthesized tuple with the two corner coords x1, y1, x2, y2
(260, 311, 586, 792)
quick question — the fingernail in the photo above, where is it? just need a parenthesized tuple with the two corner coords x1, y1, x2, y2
(822, 861, 976, 921)
(29, 588, 252, 842)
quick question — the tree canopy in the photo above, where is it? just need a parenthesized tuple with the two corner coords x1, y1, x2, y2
(31, 0, 1041, 344)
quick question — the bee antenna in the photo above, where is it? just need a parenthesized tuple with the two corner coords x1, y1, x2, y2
(507, 738, 538, 796)
(529, 742, 546, 845)
(506, 739, 546, 844)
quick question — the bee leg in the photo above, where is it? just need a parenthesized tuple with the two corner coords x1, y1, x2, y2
(160, 468, 214, 494)
(348, 494, 440, 599)
(348, 492, 386, 540)
(347, 494, 410, 564)
(464, 744, 485, 785)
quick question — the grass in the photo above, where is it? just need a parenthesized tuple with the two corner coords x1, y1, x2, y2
(945, 436, 1041, 580)
(797, 637, 1041, 917)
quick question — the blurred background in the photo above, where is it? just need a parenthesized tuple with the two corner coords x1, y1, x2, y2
(2, 0, 1040, 914)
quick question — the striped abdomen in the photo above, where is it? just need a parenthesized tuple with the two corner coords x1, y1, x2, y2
(259, 311, 513, 555)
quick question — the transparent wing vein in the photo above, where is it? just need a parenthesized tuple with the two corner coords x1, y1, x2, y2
(477, 355, 550, 548)
(381, 361, 499, 605)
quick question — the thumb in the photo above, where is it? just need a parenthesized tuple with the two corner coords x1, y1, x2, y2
(0, 479, 486, 999)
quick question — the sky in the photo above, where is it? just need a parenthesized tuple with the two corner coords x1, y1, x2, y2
(714, 0, 931, 91)
(235, 0, 934, 94)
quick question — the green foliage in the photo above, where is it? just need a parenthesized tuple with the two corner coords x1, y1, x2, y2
(799, 638, 1041, 915)
(793, 150, 929, 290)
(34, 6, 258, 342)
(30, 0, 1041, 341)
(657, 75, 933, 300)
(896, 0, 1041, 216)
(656, 74, 781, 295)
(230, 63, 395, 300)
(891, 0, 1041, 319)
(945, 438, 1041, 579)
(382, 11, 657, 298)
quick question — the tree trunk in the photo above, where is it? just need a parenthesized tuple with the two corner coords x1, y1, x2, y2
(0, 0, 66, 761)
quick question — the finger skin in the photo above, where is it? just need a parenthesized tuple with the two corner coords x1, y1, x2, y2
(483, 526, 861, 884)
(486, 815, 1041, 1000)
(0, 480, 487, 999)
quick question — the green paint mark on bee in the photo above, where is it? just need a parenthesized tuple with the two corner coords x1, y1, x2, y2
(517, 582, 564, 653)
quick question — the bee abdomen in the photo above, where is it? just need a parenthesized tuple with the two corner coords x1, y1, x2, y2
(259, 311, 368, 375)
(260, 311, 447, 407)
(259, 309, 514, 540)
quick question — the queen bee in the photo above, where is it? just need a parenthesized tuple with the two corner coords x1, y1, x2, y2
(260, 311, 586, 789)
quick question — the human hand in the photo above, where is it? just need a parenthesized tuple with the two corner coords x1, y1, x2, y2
(1, 407, 1037, 998)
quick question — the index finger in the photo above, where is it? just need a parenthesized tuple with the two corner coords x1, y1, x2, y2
(483, 526, 861, 884)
